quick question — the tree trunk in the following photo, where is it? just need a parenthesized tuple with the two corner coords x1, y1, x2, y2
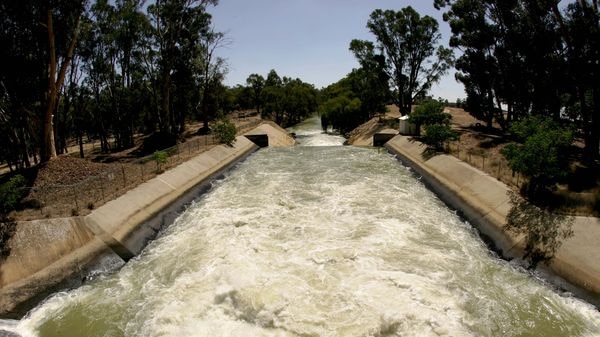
(41, 9, 81, 162)
(160, 71, 171, 134)
(42, 9, 59, 162)
(78, 131, 84, 158)
(587, 87, 600, 160)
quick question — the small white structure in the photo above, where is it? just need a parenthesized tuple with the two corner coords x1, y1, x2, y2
(398, 115, 418, 135)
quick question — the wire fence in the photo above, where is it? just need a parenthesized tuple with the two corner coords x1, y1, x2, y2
(16, 119, 265, 220)
(447, 140, 525, 191)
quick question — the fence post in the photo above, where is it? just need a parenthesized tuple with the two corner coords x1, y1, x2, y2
(121, 163, 126, 188)
(99, 176, 105, 201)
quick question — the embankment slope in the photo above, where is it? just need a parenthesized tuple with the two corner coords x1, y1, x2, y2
(0, 124, 293, 317)
(384, 135, 600, 306)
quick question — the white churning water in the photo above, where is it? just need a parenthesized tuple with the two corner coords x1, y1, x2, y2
(3, 116, 600, 337)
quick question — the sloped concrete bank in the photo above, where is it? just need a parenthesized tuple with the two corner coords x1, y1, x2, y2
(0, 125, 294, 318)
(384, 135, 600, 308)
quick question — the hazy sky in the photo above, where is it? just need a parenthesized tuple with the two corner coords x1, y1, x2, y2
(209, 0, 466, 101)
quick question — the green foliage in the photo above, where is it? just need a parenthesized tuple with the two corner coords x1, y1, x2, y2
(501, 116, 574, 192)
(422, 124, 459, 151)
(0, 175, 26, 215)
(408, 100, 449, 126)
(246, 73, 265, 115)
(409, 100, 457, 151)
(437, 0, 599, 159)
(257, 70, 318, 127)
(213, 119, 237, 146)
(153, 150, 168, 172)
(319, 94, 363, 134)
(355, 7, 453, 115)
(319, 66, 388, 134)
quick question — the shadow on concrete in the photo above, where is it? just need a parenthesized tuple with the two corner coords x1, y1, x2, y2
(0, 219, 17, 283)
(504, 191, 574, 268)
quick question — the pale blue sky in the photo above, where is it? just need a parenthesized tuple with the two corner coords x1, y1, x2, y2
(209, 0, 466, 101)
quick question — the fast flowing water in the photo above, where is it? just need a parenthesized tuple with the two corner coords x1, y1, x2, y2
(3, 116, 600, 337)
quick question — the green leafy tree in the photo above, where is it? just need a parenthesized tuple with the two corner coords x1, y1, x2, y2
(319, 94, 362, 135)
(0, 0, 86, 164)
(501, 116, 574, 197)
(148, 0, 218, 137)
(436, 0, 600, 161)
(246, 73, 265, 116)
(563, 1, 600, 159)
(352, 7, 453, 116)
(409, 100, 458, 150)
(348, 40, 390, 119)
(436, 0, 565, 130)
(319, 66, 388, 134)
(0, 175, 26, 215)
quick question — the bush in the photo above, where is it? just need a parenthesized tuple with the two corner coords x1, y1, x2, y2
(410, 100, 457, 151)
(213, 119, 237, 146)
(423, 124, 459, 150)
(409, 100, 450, 126)
(0, 175, 26, 215)
(501, 116, 573, 195)
(153, 150, 168, 173)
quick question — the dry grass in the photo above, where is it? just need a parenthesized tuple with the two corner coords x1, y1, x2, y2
(443, 107, 599, 216)
(7, 114, 263, 221)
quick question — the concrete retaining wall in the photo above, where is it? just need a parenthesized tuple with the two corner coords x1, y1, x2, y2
(384, 135, 600, 307)
(0, 133, 266, 317)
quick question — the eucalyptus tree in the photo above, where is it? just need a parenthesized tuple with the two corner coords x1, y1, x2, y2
(352, 7, 453, 116)
(256, 70, 318, 127)
(198, 27, 229, 133)
(562, 1, 600, 159)
(281, 78, 318, 126)
(262, 70, 284, 124)
(246, 73, 265, 116)
(349, 40, 390, 120)
(436, 0, 598, 158)
(436, 0, 565, 130)
(42, 1, 86, 162)
(148, 0, 218, 138)
(0, 0, 86, 164)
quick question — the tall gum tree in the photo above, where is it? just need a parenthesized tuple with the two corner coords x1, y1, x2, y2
(437, 0, 599, 159)
(148, 0, 218, 137)
(42, 1, 86, 162)
(352, 7, 453, 116)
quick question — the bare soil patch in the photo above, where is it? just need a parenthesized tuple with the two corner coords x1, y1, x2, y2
(4, 114, 263, 221)
(443, 107, 599, 216)
(348, 105, 599, 216)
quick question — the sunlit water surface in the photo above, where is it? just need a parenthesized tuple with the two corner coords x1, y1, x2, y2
(2, 116, 600, 337)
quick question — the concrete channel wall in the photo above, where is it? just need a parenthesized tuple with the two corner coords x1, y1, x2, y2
(0, 124, 294, 317)
(384, 135, 600, 307)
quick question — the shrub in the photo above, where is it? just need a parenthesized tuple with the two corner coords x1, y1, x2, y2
(501, 116, 573, 196)
(0, 175, 26, 215)
(153, 150, 168, 173)
(410, 100, 457, 151)
(213, 119, 237, 146)
(409, 100, 450, 127)
(423, 124, 459, 151)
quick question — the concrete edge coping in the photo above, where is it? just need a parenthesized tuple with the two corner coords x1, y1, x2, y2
(0, 131, 267, 318)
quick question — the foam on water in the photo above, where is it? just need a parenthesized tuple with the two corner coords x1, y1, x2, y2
(4, 116, 600, 336)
